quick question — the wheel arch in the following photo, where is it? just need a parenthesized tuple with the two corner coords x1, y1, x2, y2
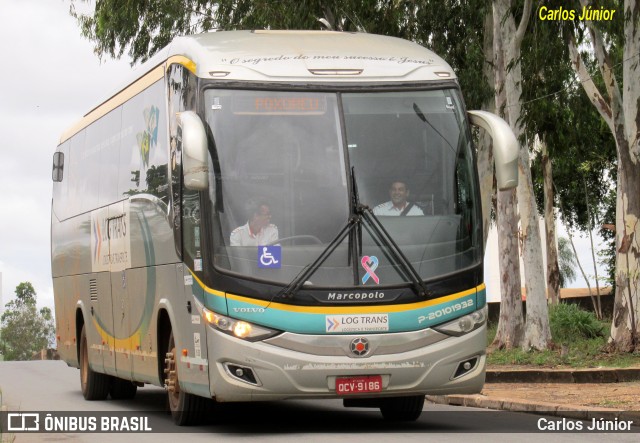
(75, 306, 85, 362)
(156, 305, 173, 384)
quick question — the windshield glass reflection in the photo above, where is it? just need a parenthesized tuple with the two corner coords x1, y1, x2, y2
(204, 89, 480, 287)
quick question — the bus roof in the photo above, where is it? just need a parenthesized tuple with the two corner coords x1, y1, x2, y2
(166, 30, 456, 82)
(60, 31, 456, 144)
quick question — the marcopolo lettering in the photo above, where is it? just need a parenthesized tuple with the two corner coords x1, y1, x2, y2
(327, 291, 385, 301)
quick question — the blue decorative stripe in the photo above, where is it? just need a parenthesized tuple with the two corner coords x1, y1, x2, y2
(477, 286, 487, 307)
(190, 273, 484, 335)
(202, 286, 228, 315)
(223, 289, 480, 335)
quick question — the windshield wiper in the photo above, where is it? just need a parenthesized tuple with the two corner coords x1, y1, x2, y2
(413, 102, 457, 157)
(358, 204, 432, 298)
(278, 167, 363, 299)
(278, 215, 361, 299)
(278, 167, 431, 300)
(351, 166, 430, 298)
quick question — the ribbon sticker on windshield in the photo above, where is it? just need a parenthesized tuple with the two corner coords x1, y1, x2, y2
(361, 256, 380, 284)
(258, 246, 281, 269)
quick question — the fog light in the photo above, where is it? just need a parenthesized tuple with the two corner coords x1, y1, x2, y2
(453, 357, 479, 379)
(458, 317, 473, 333)
(225, 363, 259, 385)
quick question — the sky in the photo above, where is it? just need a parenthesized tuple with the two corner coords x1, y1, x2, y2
(0, 0, 610, 312)
(0, 0, 131, 312)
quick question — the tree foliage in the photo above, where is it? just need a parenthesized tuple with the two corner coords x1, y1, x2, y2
(557, 237, 577, 288)
(522, 4, 616, 226)
(14, 281, 37, 305)
(71, 0, 397, 63)
(0, 282, 55, 361)
(519, 3, 617, 291)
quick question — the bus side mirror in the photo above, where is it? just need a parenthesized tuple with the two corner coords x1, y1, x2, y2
(52, 151, 64, 182)
(178, 111, 209, 191)
(468, 110, 519, 191)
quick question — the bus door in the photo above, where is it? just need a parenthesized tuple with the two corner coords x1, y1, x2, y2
(90, 205, 115, 376)
(106, 201, 133, 379)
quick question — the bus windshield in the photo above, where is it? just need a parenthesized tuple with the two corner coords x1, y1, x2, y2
(203, 88, 480, 288)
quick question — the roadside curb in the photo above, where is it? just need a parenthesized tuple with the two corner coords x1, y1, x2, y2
(486, 368, 640, 384)
(426, 394, 640, 422)
(426, 368, 640, 421)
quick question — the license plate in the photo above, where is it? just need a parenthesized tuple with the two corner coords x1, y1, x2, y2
(336, 375, 383, 395)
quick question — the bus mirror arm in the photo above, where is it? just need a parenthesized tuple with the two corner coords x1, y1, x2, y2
(179, 111, 209, 191)
(468, 111, 519, 191)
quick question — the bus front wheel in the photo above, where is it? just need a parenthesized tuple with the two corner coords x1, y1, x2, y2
(164, 331, 207, 425)
(79, 325, 111, 400)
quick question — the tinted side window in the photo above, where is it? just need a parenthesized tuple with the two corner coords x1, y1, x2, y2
(119, 80, 168, 203)
(83, 107, 123, 209)
(66, 130, 86, 217)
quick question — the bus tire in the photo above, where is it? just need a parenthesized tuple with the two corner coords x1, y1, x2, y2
(379, 395, 425, 421)
(80, 325, 111, 400)
(165, 331, 207, 425)
(110, 377, 138, 400)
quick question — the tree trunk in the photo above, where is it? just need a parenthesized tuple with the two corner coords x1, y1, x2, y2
(568, 0, 640, 351)
(490, 0, 525, 349)
(542, 141, 560, 305)
(519, 139, 552, 350)
(479, 9, 495, 247)
(611, 148, 640, 351)
(493, 0, 550, 350)
(610, 0, 640, 351)
(492, 188, 525, 349)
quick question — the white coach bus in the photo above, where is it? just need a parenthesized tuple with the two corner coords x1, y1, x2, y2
(51, 30, 518, 425)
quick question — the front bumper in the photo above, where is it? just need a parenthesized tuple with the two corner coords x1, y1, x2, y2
(206, 324, 486, 402)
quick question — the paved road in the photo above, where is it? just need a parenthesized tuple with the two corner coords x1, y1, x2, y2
(0, 361, 636, 442)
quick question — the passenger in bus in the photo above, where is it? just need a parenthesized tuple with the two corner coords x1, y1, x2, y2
(230, 200, 279, 246)
(373, 180, 424, 216)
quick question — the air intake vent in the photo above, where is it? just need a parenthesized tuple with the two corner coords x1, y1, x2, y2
(89, 279, 98, 302)
(308, 69, 363, 76)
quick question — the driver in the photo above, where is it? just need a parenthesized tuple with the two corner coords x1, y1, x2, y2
(373, 180, 424, 216)
(230, 200, 279, 246)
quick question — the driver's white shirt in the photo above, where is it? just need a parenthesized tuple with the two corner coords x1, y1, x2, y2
(372, 201, 424, 216)
(230, 223, 279, 246)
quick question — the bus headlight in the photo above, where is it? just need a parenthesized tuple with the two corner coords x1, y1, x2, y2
(433, 306, 488, 337)
(203, 308, 279, 341)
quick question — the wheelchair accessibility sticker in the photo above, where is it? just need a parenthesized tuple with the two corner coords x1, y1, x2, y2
(258, 246, 281, 269)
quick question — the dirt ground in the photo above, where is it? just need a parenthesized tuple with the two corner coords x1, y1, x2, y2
(480, 382, 640, 411)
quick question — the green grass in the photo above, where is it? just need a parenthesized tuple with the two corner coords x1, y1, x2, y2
(597, 399, 628, 408)
(486, 304, 640, 368)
